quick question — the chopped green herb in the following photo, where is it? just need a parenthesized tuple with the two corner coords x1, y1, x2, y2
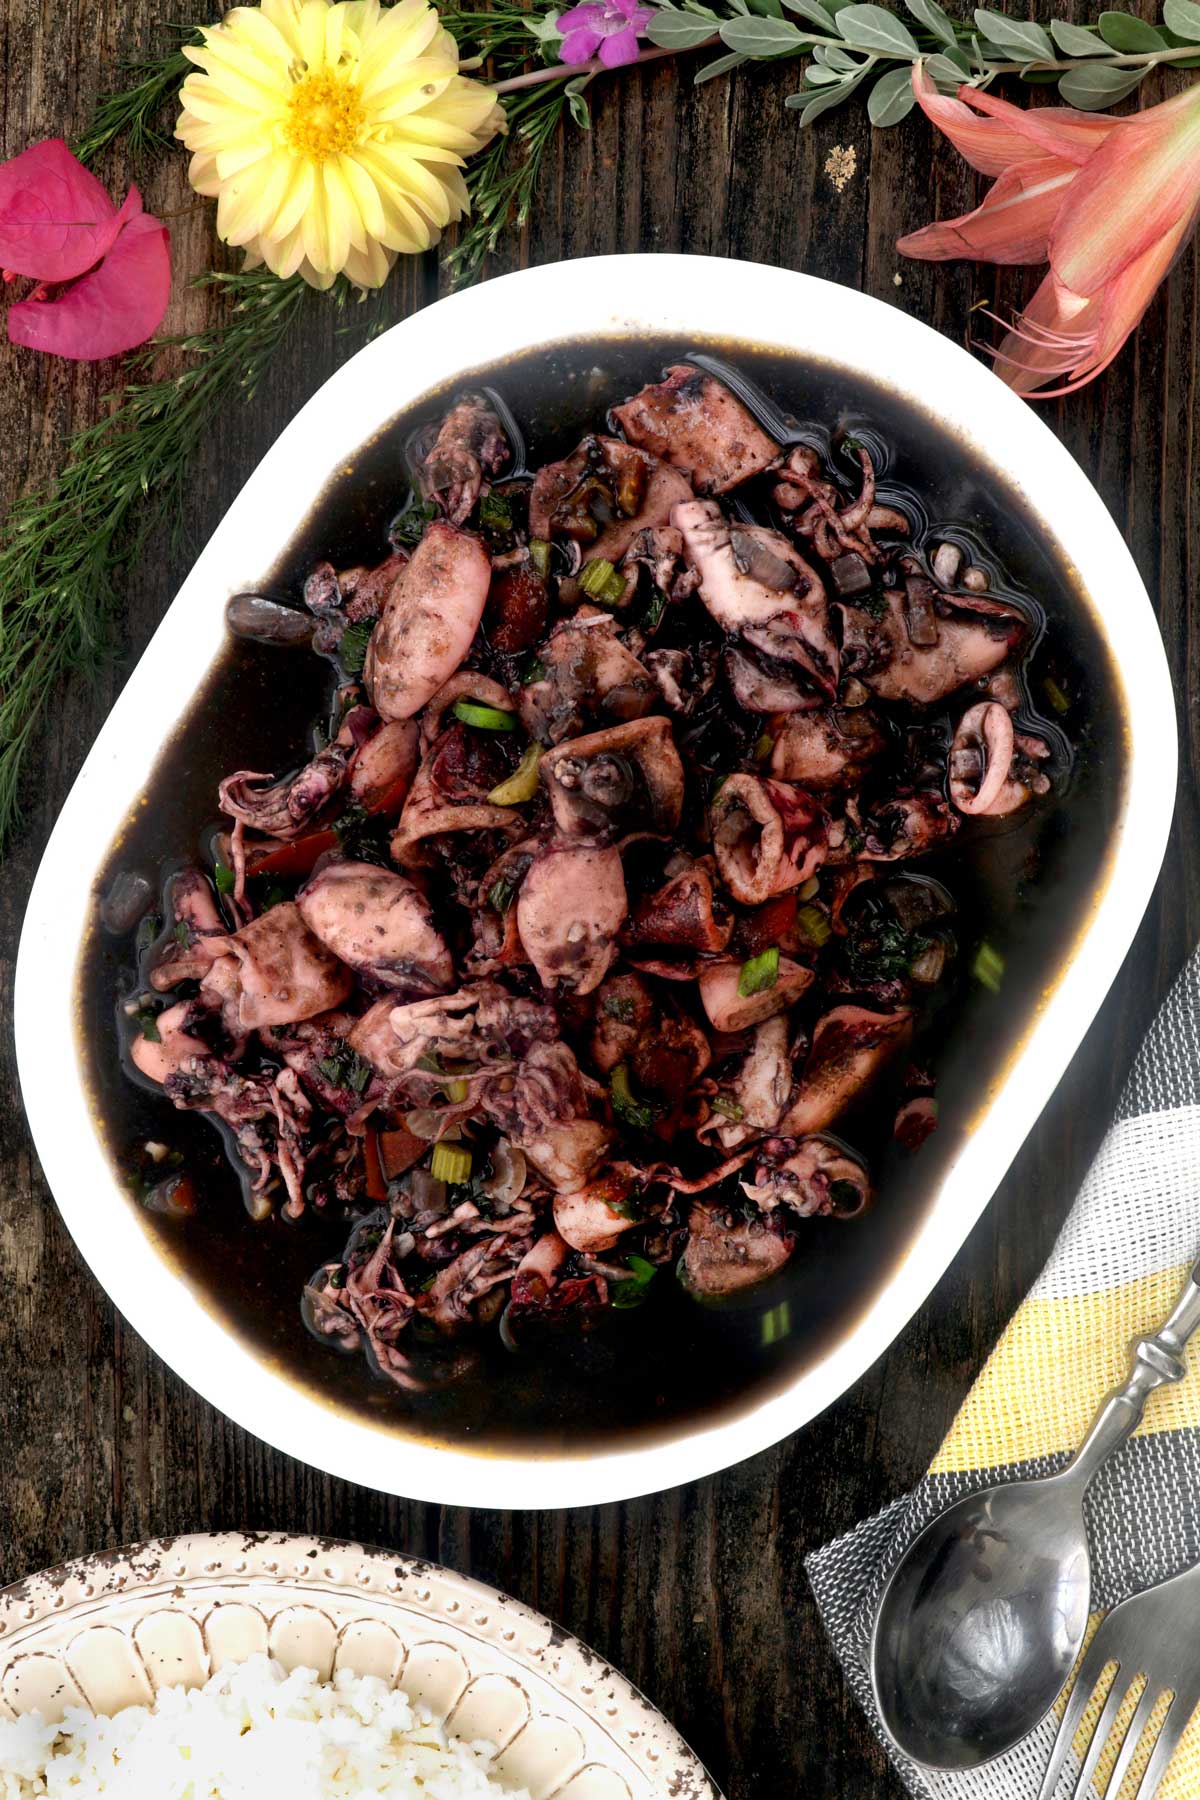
(255, 882, 287, 914)
(612, 1251, 657, 1309)
(173, 919, 190, 946)
(521, 655, 547, 687)
(487, 875, 517, 914)
(416, 1052, 443, 1074)
(845, 916, 925, 983)
(642, 585, 669, 633)
(338, 617, 375, 675)
(761, 1300, 792, 1346)
(738, 946, 779, 998)
(328, 1265, 347, 1291)
(528, 537, 551, 579)
(317, 1046, 373, 1092)
(711, 1094, 745, 1122)
(333, 804, 391, 868)
(133, 1008, 162, 1043)
(973, 940, 1006, 993)
(390, 496, 436, 547)
(578, 558, 626, 606)
(796, 903, 832, 950)
(610, 1063, 660, 1133)
(478, 491, 514, 534)
(135, 913, 161, 954)
(453, 698, 517, 732)
(1043, 675, 1071, 715)
(610, 1182, 645, 1221)
(753, 732, 774, 764)
(603, 994, 635, 1023)
(214, 860, 236, 895)
(857, 589, 887, 620)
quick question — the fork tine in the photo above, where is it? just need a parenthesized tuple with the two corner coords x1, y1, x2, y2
(1101, 1684, 1162, 1800)
(1132, 1696, 1192, 1800)
(1036, 1644, 1122, 1800)
(1066, 1671, 1137, 1800)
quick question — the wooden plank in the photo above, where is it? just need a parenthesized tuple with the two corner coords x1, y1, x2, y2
(0, 13, 1197, 1791)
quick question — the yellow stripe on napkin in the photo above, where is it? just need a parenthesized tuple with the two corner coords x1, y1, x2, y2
(930, 1262, 1200, 1476)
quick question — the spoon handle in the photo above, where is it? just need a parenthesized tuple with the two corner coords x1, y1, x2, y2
(1065, 1258, 1200, 1488)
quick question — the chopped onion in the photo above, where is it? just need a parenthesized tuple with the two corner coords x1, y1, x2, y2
(482, 1141, 527, 1208)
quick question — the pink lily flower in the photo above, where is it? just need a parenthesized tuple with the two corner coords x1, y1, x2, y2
(897, 67, 1200, 396)
(0, 138, 170, 361)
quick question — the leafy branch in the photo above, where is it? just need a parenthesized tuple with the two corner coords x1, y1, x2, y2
(647, 0, 1200, 125)
(0, 271, 397, 846)
(73, 29, 202, 166)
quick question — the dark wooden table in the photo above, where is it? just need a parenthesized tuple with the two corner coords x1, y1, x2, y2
(2, 7, 1197, 1791)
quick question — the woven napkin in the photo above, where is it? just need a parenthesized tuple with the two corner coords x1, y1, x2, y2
(807, 950, 1200, 1800)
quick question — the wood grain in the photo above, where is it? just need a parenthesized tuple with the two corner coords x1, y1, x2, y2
(1, 8, 1197, 1792)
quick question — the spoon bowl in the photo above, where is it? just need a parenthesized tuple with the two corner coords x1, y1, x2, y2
(871, 1472, 1090, 1768)
(868, 1259, 1200, 1771)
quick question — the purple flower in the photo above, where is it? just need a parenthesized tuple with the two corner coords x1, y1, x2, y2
(557, 0, 657, 68)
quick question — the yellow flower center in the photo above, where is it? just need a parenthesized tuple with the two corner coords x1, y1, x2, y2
(283, 70, 366, 161)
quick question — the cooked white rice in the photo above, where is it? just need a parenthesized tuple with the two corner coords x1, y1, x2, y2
(0, 1654, 530, 1799)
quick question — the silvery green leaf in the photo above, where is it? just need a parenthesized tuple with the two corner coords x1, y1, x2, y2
(1048, 18, 1109, 53)
(565, 78, 592, 129)
(868, 62, 917, 120)
(1098, 9, 1166, 48)
(972, 8, 1053, 56)
(814, 39, 863, 64)
(785, 63, 869, 114)
(904, 0, 958, 44)
(787, 82, 852, 119)
(720, 12, 808, 50)
(523, 12, 563, 40)
(746, 0, 786, 17)
(805, 60, 848, 78)
(824, 0, 858, 12)
(782, 0, 837, 28)
(727, 0, 751, 16)
(646, 9, 723, 46)
(1164, 0, 1200, 38)
(836, 3, 919, 52)
(925, 47, 970, 82)
(1057, 60, 1147, 104)
(694, 47, 749, 76)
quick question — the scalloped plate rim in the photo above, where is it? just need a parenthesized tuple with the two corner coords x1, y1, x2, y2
(0, 1529, 722, 1799)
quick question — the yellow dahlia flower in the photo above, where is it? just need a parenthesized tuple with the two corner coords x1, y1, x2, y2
(176, 0, 503, 289)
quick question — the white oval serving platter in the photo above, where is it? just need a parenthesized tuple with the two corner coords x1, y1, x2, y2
(15, 254, 1177, 1509)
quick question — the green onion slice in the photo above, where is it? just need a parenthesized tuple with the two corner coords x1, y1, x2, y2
(529, 537, 551, 578)
(430, 1142, 473, 1184)
(488, 741, 543, 805)
(578, 558, 627, 606)
(796, 903, 831, 948)
(453, 698, 517, 731)
(737, 946, 780, 998)
(972, 941, 1006, 992)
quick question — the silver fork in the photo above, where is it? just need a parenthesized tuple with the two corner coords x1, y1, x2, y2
(1037, 1561, 1200, 1800)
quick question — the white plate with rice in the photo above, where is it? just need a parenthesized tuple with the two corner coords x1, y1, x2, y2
(0, 1532, 719, 1799)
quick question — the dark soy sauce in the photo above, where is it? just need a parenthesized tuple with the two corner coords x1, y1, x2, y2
(77, 337, 1126, 1455)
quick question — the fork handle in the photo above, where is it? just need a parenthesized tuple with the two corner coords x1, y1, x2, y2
(1064, 1258, 1200, 1489)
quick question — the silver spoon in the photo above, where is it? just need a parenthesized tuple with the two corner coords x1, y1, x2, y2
(870, 1257, 1200, 1771)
